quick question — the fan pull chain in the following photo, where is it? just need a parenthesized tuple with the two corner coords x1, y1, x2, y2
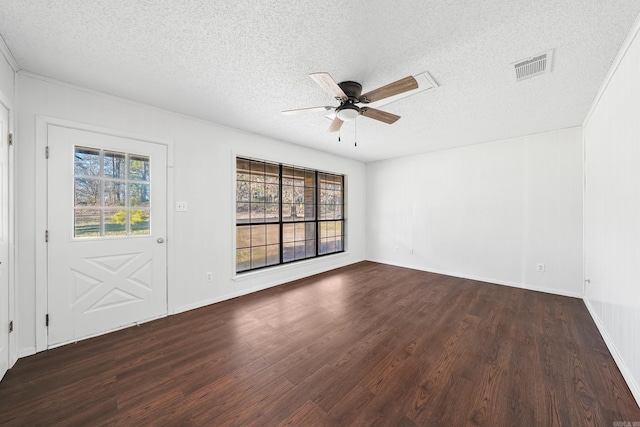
(354, 119, 358, 147)
(338, 127, 341, 143)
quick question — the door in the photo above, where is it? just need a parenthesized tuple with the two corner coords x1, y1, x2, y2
(0, 103, 9, 380)
(47, 126, 167, 347)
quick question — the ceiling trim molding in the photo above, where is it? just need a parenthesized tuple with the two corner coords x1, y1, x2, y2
(583, 11, 640, 127)
(0, 34, 19, 71)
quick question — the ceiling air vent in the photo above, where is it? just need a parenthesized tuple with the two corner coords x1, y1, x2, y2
(513, 49, 554, 81)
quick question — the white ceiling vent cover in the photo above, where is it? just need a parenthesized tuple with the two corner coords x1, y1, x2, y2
(513, 49, 554, 81)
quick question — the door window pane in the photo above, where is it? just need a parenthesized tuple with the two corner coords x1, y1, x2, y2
(74, 147, 100, 176)
(104, 152, 126, 179)
(129, 155, 150, 181)
(74, 209, 101, 238)
(130, 210, 150, 235)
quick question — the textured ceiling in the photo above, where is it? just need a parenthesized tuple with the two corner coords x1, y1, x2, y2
(1, 1, 639, 162)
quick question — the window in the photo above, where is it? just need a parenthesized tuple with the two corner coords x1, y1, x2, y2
(74, 146, 151, 238)
(236, 157, 344, 273)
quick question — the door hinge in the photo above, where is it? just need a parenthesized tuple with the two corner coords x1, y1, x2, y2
(45, 146, 49, 159)
(46, 314, 49, 327)
(8, 320, 13, 333)
(45, 230, 49, 243)
(7, 133, 12, 146)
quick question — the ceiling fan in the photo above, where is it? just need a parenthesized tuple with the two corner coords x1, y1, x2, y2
(282, 72, 419, 132)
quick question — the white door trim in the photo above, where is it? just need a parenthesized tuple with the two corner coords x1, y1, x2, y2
(34, 116, 175, 352)
(0, 92, 15, 372)
(0, 93, 16, 372)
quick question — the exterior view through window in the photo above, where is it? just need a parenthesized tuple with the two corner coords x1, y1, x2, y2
(236, 157, 344, 273)
(74, 146, 151, 238)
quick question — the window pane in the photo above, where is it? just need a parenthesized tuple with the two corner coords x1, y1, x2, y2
(265, 203, 279, 222)
(251, 161, 265, 182)
(237, 202, 250, 223)
(282, 166, 294, 186)
(104, 181, 126, 207)
(104, 151, 126, 179)
(74, 209, 101, 238)
(294, 241, 306, 259)
(251, 225, 266, 246)
(250, 203, 265, 222)
(237, 248, 251, 272)
(282, 185, 294, 204)
(237, 226, 251, 248)
(305, 240, 316, 257)
(74, 147, 100, 176)
(336, 235, 343, 251)
(283, 223, 294, 243)
(129, 155, 150, 181)
(237, 181, 250, 202)
(266, 224, 280, 245)
(105, 209, 127, 236)
(130, 210, 150, 235)
(237, 158, 251, 182)
(282, 204, 294, 222)
(251, 246, 266, 268)
(305, 222, 316, 240)
(294, 222, 305, 241)
(283, 242, 295, 263)
(265, 163, 279, 184)
(130, 183, 150, 207)
(266, 244, 279, 265)
(75, 178, 100, 207)
(305, 170, 315, 187)
(264, 184, 279, 203)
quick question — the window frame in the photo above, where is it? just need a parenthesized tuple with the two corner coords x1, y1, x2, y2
(235, 157, 345, 273)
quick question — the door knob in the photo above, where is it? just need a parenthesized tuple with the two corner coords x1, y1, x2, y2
(157, 238, 165, 244)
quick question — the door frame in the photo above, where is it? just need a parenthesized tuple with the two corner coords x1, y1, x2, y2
(35, 116, 175, 352)
(0, 92, 15, 369)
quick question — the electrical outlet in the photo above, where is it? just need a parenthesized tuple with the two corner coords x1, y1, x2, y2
(409, 249, 414, 255)
(206, 272, 213, 282)
(536, 263, 545, 272)
(176, 201, 188, 211)
(395, 246, 399, 253)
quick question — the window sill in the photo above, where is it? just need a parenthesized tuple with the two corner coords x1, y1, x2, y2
(232, 251, 349, 282)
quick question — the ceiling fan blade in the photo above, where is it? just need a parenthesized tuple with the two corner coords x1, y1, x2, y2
(309, 72, 348, 100)
(361, 108, 401, 124)
(282, 106, 333, 115)
(328, 117, 344, 132)
(360, 76, 418, 103)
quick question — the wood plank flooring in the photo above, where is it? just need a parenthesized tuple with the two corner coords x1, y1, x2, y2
(1, 261, 639, 426)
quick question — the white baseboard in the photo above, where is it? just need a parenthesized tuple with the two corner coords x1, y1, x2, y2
(366, 259, 583, 299)
(17, 347, 36, 359)
(583, 297, 640, 408)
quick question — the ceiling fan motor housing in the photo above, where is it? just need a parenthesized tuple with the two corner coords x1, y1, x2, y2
(338, 81, 362, 101)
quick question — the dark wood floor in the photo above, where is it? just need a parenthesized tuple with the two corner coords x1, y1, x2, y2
(1, 262, 638, 426)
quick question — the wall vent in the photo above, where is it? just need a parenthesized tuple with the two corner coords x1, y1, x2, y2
(513, 49, 554, 81)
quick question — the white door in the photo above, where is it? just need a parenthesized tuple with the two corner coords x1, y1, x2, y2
(47, 126, 167, 347)
(0, 104, 9, 380)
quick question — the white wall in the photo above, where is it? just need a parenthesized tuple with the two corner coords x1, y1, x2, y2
(15, 73, 366, 356)
(0, 53, 14, 100)
(366, 127, 583, 297)
(583, 17, 640, 404)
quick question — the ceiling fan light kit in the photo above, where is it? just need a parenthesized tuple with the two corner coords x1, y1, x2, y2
(283, 72, 419, 133)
